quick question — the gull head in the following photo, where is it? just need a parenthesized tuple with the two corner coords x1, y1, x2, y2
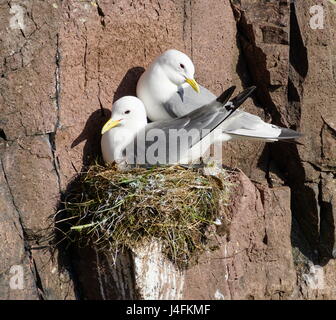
(157, 49, 200, 93)
(101, 96, 147, 135)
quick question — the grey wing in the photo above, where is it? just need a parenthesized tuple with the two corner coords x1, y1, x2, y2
(221, 110, 303, 140)
(163, 84, 216, 118)
(128, 118, 191, 165)
(160, 99, 231, 148)
(130, 103, 230, 165)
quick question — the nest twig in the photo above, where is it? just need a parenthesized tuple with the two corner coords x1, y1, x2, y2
(56, 164, 232, 268)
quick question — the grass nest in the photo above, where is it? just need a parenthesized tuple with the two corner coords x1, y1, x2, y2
(57, 164, 232, 268)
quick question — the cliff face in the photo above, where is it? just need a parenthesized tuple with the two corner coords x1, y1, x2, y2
(0, 0, 335, 299)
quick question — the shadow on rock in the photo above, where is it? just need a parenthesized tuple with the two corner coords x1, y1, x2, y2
(268, 141, 334, 267)
(113, 66, 145, 102)
(54, 151, 138, 299)
(54, 67, 147, 299)
(71, 108, 111, 167)
(54, 181, 137, 300)
(70, 66, 145, 166)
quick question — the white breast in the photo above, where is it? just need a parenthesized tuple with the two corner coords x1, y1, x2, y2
(136, 64, 176, 121)
(101, 127, 135, 163)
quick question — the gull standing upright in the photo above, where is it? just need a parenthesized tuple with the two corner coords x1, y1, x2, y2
(101, 87, 259, 165)
(136, 49, 302, 141)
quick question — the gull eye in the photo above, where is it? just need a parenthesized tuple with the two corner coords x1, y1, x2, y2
(180, 63, 185, 69)
(124, 110, 130, 114)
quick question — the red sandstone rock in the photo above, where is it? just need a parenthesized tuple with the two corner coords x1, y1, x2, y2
(0, 0, 335, 300)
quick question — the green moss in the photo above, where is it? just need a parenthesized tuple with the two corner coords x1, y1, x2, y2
(58, 164, 232, 268)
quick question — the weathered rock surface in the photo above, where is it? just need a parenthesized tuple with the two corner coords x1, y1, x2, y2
(70, 171, 336, 300)
(0, 0, 335, 299)
(233, 0, 336, 261)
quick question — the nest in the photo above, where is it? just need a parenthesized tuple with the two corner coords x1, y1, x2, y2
(57, 164, 232, 268)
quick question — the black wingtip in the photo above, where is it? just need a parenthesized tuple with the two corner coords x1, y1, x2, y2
(216, 86, 236, 104)
(221, 86, 257, 122)
(278, 128, 304, 140)
(231, 85, 257, 108)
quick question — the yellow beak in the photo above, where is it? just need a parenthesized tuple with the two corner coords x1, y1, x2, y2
(185, 78, 200, 93)
(101, 119, 121, 135)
